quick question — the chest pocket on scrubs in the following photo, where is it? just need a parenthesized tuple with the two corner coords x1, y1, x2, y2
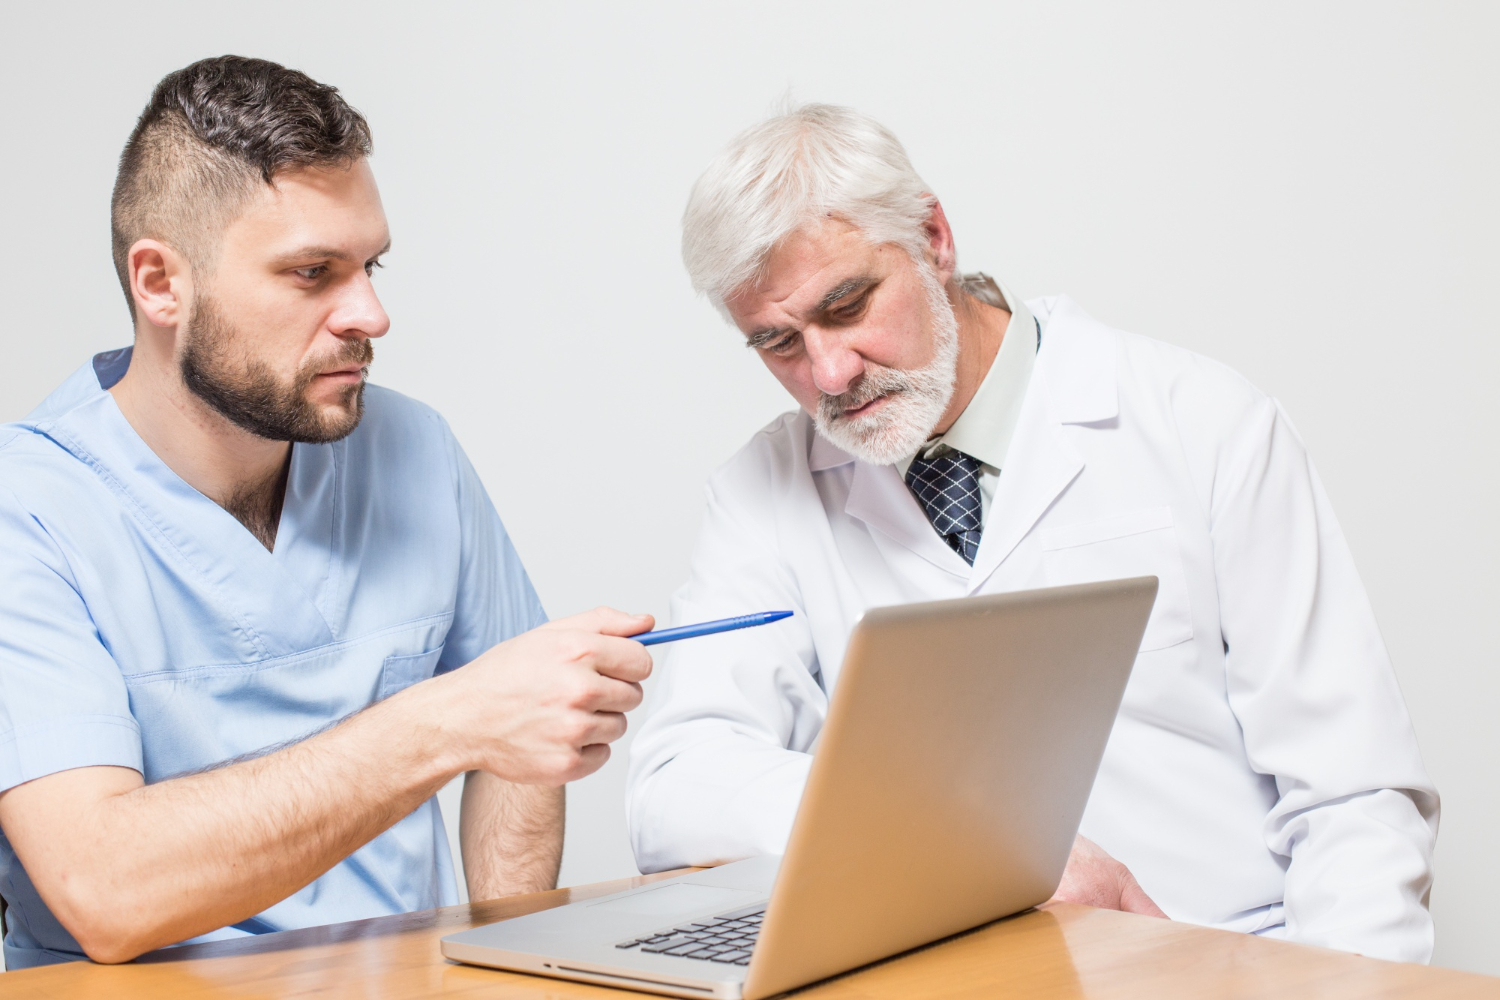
(1038, 506, 1194, 651)
(379, 646, 445, 701)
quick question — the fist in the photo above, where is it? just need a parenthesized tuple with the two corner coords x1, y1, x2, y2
(1049, 835, 1167, 918)
(442, 606, 656, 785)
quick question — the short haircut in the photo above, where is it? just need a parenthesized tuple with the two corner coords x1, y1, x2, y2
(110, 55, 373, 318)
(681, 103, 937, 310)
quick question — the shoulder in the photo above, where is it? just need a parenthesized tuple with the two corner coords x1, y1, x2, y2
(703, 410, 815, 507)
(0, 416, 104, 517)
(353, 383, 449, 433)
(0, 352, 119, 469)
(1122, 332, 1266, 416)
(339, 383, 455, 461)
(337, 385, 496, 522)
(1, 351, 156, 508)
(21, 353, 122, 429)
(0, 430, 103, 579)
(1039, 295, 1271, 434)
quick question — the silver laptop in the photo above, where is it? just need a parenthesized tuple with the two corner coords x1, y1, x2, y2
(442, 577, 1157, 999)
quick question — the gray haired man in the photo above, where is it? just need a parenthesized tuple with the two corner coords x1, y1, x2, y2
(626, 104, 1438, 961)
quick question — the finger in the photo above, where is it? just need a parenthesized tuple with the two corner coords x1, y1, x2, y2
(583, 635, 655, 684)
(576, 711, 629, 747)
(1118, 875, 1168, 918)
(1047, 879, 1103, 909)
(1070, 834, 1105, 861)
(567, 743, 612, 782)
(580, 677, 644, 715)
(543, 606, 655, 638)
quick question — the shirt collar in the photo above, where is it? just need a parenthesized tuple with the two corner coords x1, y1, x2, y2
(894, 277, 1038, 477)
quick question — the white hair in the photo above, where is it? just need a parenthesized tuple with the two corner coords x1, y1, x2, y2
(681, 103, 937, 307)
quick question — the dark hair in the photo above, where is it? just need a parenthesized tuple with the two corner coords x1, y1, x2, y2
(110, 56, 373, 316)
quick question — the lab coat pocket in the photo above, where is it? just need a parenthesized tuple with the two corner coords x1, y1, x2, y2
(378, 645, 445, 700)
(1038, 506, 1193, 651)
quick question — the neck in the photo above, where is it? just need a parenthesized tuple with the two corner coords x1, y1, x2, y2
(932, 288, 1010, 435)
(110, 328, 292, 551)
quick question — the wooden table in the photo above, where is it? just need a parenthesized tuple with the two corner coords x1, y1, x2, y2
(6, 870, 1498, 998)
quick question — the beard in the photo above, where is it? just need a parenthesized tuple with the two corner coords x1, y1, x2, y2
(179, 294, 373, 444)
(813, 260, 960, 465)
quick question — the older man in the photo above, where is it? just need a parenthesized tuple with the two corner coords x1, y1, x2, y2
(0, 57, 654, 968)
(626, 104, 1438, 962)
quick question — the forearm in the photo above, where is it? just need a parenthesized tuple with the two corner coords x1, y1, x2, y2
(1277, 787, 1436, 962)
(629, 736, 811, 871)
(459, 770, 563, 900)
(2, 608, 654, 963)
(1208, 401, 1438, 959)
(8, 679, 463, 962)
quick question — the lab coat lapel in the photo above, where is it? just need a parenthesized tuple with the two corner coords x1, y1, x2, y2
(966, 401, 1083, 591)
(967, 296, 1118, 593)
(810, 432, 970, 578)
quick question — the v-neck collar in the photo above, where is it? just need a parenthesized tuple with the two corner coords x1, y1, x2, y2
(34, 349, 340, 657)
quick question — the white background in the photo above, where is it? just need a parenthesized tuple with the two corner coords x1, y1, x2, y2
(1, 1, 1495, 975)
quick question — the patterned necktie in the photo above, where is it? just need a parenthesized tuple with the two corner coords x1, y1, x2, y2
(905, 449, 984, 564)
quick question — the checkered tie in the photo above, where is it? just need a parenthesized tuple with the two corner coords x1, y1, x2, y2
(905, 449, 984, 564)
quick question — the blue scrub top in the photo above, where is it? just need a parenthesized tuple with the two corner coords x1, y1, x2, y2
(0, 348, 546, 969)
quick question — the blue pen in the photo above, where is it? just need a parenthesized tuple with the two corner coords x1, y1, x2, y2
(631, 611, 794, 646)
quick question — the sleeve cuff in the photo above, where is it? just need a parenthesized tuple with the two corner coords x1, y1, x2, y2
(0, 715, 143, 792)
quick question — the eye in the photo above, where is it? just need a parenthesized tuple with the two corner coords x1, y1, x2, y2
(830, 292, 871, 322)
(294, 264, 328, 281)
(365, 258, 384, 276)
(766, 332, 801, 355)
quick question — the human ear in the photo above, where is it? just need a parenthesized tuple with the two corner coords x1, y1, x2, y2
(922, 199, 959, 286)
(128, 239, 190, 330)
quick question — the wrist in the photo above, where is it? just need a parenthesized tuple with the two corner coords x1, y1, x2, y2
(367, 672, 473, 785)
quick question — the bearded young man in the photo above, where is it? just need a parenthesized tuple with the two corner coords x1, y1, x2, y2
(0, 57, 656, 969)
(626, 104, 1440, 962)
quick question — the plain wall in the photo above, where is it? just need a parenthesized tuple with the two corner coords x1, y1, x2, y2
(1, 0, 1495, 974)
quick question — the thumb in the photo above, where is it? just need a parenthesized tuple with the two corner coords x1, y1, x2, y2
(1117, 872, 1168, 919)
(542, 606, 655, 638)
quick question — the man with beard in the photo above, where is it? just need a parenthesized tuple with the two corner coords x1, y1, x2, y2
(626, 104, 1439, 962)
(0, 57, 655, 968)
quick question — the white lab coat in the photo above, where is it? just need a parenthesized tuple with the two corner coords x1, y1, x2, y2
(626, 296, 1439, 963)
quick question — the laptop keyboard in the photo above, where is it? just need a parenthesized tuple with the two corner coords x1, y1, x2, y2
(614, 905, 765, 965)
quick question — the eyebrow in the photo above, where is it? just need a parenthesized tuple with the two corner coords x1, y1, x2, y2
(745, 326, 795, 350)
(815, 276, 875, 313)
(744, 277, 877, 349)
(272, 239, 392, 266)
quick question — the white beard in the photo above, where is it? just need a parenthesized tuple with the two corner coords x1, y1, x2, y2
(813, 261, 960, 465)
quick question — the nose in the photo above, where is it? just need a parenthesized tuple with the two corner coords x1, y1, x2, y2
(329, 271, 391, 341)
(804, 328, 867, 397)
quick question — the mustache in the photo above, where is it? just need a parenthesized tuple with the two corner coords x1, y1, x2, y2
(304, 337, 375, 377)
(819, 366, 913, 420)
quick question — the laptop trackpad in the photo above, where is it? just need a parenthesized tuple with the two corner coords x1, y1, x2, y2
(588, 883, 758, 917)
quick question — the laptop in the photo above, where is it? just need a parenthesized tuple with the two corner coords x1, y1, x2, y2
(442, 577, 1157, 999)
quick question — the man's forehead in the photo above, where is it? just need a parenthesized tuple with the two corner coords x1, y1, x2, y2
(227, 161, 389, 257)
(271, 158, 380, 199)
(730, 222, 879, 322)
